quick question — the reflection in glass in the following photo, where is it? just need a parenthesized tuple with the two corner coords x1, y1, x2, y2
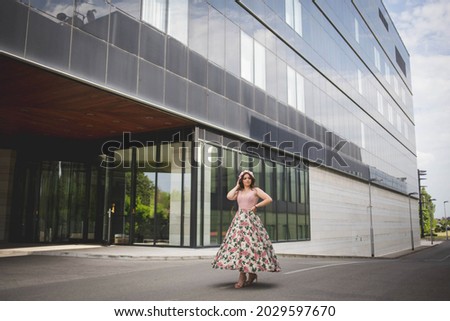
(241, 30, 254, 84)
(142, 0, 166, 32)
(254, 40, 266, 90)
(265, 161, 276, 240)
(276, 163, 287, 240)
(188, 0, 208, 56)
(208, 8, 225, 67)
(287, 65, 296, 108)
(37, 162, 93, 242)
(76, 0, 110, 40)
(31, 0, 75, 24)
(204, 144, 220, 246)
(111, 0, 141, 19)
(285, 0, 302, 36)
(168, 0, 188, 45)
(225, 19, 240, 76)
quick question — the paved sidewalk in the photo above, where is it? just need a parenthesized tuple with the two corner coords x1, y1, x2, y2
(0, 240, 440, 260)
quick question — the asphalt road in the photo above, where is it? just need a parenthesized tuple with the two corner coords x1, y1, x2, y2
(0, 241, 449, 301)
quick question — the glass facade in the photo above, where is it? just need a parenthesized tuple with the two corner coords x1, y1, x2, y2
(11, 160, 103, 243)
(197, 133, 310, 246)
(1, 0, 416, 247)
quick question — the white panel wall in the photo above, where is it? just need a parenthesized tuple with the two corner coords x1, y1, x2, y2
(282, 166, 420, 257)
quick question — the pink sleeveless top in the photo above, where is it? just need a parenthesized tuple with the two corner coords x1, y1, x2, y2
(237, 189, 258, 211)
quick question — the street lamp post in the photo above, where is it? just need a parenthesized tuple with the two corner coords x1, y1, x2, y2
(430, 198, 436, 245)
(418, 170, 427, 237)
(444, 201, 449, 241)
(368, 178, 382, 257)
(408, 192, 418, 250)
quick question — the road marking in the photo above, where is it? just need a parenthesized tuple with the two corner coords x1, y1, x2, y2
(426, 253, 450, 262)
(284, 261, 365, 275)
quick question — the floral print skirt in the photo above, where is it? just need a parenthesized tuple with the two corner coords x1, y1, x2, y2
(212, 210, 281, 273)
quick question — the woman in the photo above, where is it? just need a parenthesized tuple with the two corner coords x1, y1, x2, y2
(212, 170, 281, 288)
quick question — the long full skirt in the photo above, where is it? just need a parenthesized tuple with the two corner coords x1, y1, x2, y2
(211, 210, 281, 273)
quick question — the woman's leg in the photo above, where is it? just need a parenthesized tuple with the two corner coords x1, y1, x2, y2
(245, 273, 258, 286)
(234, 272, 247, 289)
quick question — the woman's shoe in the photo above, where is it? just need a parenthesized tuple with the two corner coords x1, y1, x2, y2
(234, 273, 247, 289)
(245, 273, 258, 287)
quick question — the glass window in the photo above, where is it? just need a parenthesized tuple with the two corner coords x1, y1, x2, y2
(222, 149, 236, 240)
(287, 66, 305, 113)
(208, 8, 225, 67)
(384, 62, 391, 84)
(357, 69, 363, 95)
(285, 0, 302, 36)
(396, 113, 402, 132)
(296, 73, 305, 113)
(254, 40, 266, 90)
(285, 0, 294, 30)
(374, 47, 381, 71)
(168, 0, 188, 45)
(203, 144, 220, 246)
(293, 0, 302, 36)
(111, 0, 141, 19)
(142, 0, 166, 32)
(240, 30, 254, 84)
(277, 58, 287, 104)
(394, 76, 399, 96)
(77, 0, 110, 41)
(225, 19, 240, 76)
(188, 0, 208, 56)
(265, 161, 276, 240)
(299, 168, 306, 204)
(276, 163, 287, 240)
(354, 18, 360, 43)
(401, 87, 406, 104)
(240, 30, 266, 90)
(287, 66, 296, 108)
(183, 142, 191, 247)
(387, 103, 394, 124)
(377, 91, 383, 114)
(31, 0, 74, 22)
(109, 10, 139, 55)
(361, 123, 366, 149)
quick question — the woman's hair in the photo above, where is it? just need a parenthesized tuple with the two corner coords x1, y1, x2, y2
(238, 170, 255, 189)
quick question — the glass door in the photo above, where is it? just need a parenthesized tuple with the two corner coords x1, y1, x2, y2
(38, 162, 89, 242)
(106, 142, 188, 246)
(12, 161, 41, 243)
(12, 160, 99, 243)
(134, 145, 157, 244)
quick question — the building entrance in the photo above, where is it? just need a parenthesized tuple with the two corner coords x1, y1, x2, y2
(103, 142, 192, 246)
(11, 160, 102, 243)
(9, 137, 193, 246)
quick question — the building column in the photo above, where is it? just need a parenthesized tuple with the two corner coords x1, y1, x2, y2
(0, 149, 16, 242)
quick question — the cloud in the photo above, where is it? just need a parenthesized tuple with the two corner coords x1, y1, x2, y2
(387, 0, 450, 55)
(385, 0, 450, 214)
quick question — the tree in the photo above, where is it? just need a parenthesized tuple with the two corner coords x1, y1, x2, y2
(421, 187, 437, 236)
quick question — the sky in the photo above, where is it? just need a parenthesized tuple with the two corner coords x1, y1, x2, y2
(383, 0, 450, 219)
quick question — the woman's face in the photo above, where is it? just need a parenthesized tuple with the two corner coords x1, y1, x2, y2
(241, 174, 253, 187)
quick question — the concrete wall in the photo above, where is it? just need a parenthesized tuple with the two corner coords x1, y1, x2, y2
(288, 166, 420, 257)
(0, 150, 16, 242)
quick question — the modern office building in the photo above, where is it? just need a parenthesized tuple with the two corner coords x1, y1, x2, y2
(0, 0, 419, 256)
